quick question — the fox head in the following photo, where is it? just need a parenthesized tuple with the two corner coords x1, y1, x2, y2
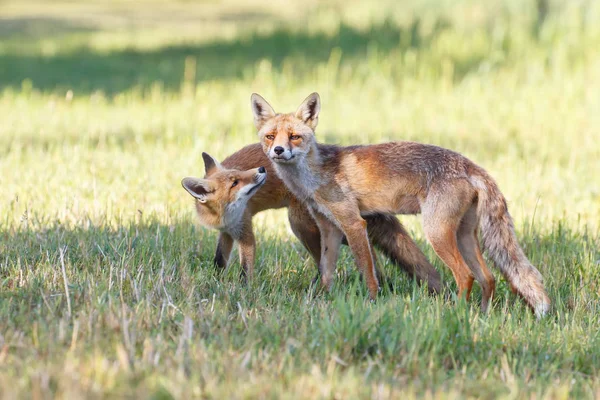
(181, 152, 267, 231)
(251, 92, 320, 164)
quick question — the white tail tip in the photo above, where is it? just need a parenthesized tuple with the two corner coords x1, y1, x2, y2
(534, 300, 551, 319)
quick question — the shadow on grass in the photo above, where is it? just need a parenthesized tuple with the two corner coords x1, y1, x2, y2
(0, 17, 467, 95)
(1, 218, 597, 311)
(0, 17, 97, 39)
(1, 218, 598, 398)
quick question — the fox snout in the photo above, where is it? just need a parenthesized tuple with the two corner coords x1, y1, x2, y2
(240, 167, 267, 198)
(253, 166, 267, 185)
(269, 146, 295, 162)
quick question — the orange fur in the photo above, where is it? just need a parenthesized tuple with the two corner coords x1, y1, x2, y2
(182, 152, 267, 279)
(252, 92, 550, 317)
(181, 144, 443, 292)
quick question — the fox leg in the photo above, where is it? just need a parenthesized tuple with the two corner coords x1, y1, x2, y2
(237, 236, 256, 282)
(214, 232, 234, 270)
(423, 222, 474, 300)
(287, 200, 322, 283)
(457, 205, 496, 312)
(236, 216, 256, 281)
(310, 209, 344, 291)
(365, 214, 443, 294)
(342, 218, 380, 300)
(288, 204, 432, 293)
(421, 182, 476, 301)
(322, 202, 380, 300)
(287, 202, 386, 289)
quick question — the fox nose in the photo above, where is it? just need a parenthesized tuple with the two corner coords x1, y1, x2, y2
(258, 166, 266, 173)
(273, 146, 284, 155)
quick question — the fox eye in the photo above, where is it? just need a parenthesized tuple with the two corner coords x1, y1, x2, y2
(265, 135, 275, 140)
(231, 180, 238, 188)
(290, 135, 301, 140)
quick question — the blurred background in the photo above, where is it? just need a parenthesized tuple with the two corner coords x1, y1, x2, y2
(2, 1, 600, 397)
(1, 0, 598, 233)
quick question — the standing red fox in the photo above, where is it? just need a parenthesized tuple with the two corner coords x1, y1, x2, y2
(181, 144, 443, 291)
(251, 92, 551, 317)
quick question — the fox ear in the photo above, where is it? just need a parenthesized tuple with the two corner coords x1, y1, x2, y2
(251, 93, 276, 130)
(295, 92, 320, 130)
(202, 152, 222, 176)
(181, 177, 212, 203)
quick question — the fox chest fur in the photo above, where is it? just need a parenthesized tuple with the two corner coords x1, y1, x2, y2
(273, 159, 351, 228)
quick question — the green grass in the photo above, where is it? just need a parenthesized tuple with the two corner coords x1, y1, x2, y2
(1, 0, 600, 398)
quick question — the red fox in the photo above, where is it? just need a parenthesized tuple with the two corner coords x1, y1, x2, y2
(181, 144, 443, 291)
(251, 92, 551, 317)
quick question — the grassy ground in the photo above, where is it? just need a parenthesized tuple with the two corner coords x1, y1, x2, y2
(1, 0, 600, 398)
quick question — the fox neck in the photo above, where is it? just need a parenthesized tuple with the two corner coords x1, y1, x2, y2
(273, 142, 323, 202)
(220, 200, 248, 239)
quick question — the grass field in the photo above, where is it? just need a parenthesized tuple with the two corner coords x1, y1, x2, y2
(1, 0, 600, 398)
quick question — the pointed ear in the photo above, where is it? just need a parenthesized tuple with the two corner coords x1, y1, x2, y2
(202, 152, 222, 176)
(251, 93, 276, 130)
(295, 92, 320, 130)
(181, 177, 212, 203)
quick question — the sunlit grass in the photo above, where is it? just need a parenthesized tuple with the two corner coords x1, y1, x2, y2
(1, 0, 599, 398)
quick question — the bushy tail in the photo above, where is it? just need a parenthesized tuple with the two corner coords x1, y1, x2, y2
(470, 174, 551, 318)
